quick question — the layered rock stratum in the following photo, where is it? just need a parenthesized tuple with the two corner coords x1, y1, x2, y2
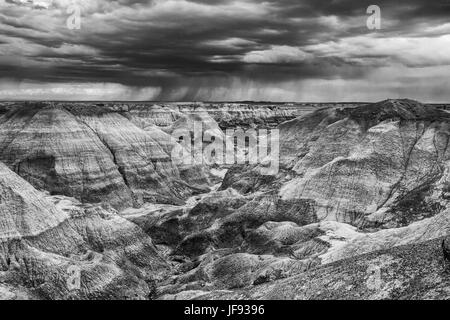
(0, 161, 168, 299)
(155, 99, 450, 300)
(0, 103, 211, 210)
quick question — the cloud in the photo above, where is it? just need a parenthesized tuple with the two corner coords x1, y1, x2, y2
(5, 0, 52, 9)
(0, 80, 162, 100)
(204, 37, 257, 49)
(242, 45, 313, 64)
(1, 0, 450, 100)
(307, 34, 450, 67)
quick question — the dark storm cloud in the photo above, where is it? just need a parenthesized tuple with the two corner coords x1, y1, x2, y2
(1, 0, 450, 101)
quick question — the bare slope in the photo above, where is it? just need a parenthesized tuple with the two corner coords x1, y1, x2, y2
(224, 99, 450, 228)
(0, 161, 168, 299)
(0, 103, 211, 210)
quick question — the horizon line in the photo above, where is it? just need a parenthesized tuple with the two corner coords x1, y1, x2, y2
(1, 99, 450, 105)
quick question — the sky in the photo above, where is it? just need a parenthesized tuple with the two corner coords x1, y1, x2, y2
(1, 0, 450, 101)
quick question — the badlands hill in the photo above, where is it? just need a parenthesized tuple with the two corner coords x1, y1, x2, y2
(0, 103, 212, 210)
(1, 99, 450, 300)
(224, 99, 450, 229)
(0, 161, 168, 299)
(154, 99, 450, 299)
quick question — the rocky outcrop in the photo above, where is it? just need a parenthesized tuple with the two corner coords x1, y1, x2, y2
(222, 99, 450, 228)
(127, 104, 183, 129)
(6, 101, 325, 131)
(319, 209, 450, 264)
(168, 110, 226, 183)
(0, 161, 168, 300)
(0, 104, 132, 210)
(280, 100, 450, 227)
(0, 103, 211, 210)
(158, 251, 312, 297)
(76, 112, 210, 206)
(184, 103, 314, 129)
(124, 189, 248, 253)
(128, 102, 318, 130)
(153, 99, 450, 300)
(173, 237, 450, 300)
